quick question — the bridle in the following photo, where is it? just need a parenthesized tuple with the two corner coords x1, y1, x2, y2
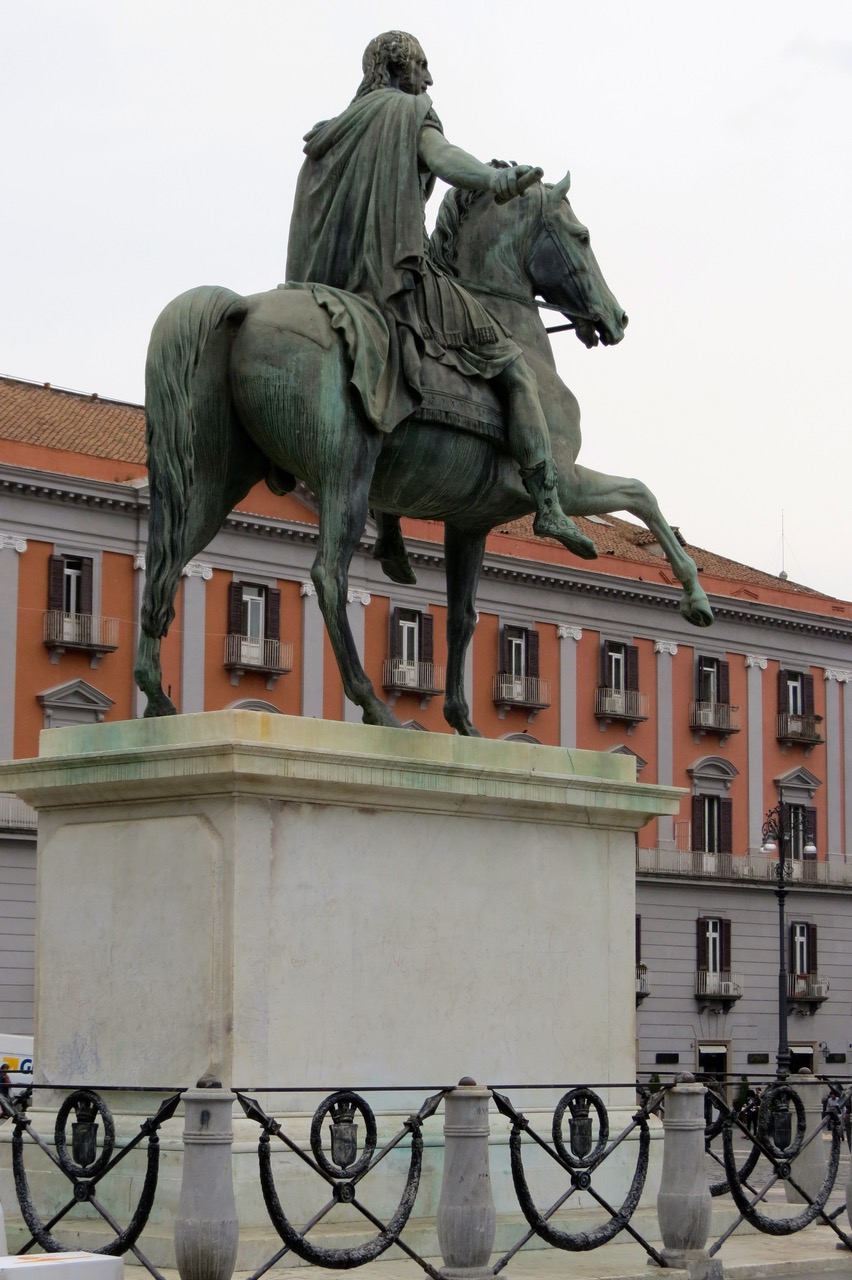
(447, 184, 594, 334)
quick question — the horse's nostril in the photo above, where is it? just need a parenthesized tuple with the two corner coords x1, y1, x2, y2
(621, 312, 629, 328)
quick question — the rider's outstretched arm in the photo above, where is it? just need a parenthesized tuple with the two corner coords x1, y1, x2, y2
(418, 129, 541, 201)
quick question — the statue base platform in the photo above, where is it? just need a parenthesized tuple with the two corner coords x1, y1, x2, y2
(0, 712, 681, 1265)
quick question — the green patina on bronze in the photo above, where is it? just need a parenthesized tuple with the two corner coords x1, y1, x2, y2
(135, 31, 712, 733)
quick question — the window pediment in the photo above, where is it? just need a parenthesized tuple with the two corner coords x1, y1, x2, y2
(688, 755, 739, 795)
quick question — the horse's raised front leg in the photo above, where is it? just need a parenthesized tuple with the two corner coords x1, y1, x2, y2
(312, 438, 402, 729)
(443, 524, 487, 736)
(566, 464, 714, 627)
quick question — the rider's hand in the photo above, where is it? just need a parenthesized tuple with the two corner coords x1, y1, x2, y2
(492, 165, 544, 204)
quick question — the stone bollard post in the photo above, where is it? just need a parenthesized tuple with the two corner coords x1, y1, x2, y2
(436, 1078, 496, 1278)
(174, 1083, 239, 1280)
(656, 1075, 721, 1280)
(784, 1069, 829, 1206)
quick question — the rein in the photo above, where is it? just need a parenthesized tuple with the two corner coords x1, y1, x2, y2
(449, 275, 576, 334)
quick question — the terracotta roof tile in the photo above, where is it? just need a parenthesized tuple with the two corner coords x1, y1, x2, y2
(493, 513, 835, 602)
(0, 376, 145, 463)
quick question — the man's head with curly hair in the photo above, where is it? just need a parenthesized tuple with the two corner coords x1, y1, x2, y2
(355, 31, 430, 99)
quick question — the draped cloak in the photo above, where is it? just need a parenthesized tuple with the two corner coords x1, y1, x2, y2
(285, 88, 519, 433)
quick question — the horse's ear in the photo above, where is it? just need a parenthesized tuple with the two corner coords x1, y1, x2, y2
(550, 170, 571, 203)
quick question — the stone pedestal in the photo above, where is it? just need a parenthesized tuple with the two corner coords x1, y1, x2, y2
(0, 712, 681, 1265)
(784, 1069, 829, 1206)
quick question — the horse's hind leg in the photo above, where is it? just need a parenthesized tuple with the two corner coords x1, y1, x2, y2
(443, 525, 486, 736)
(312, 437, 402, 729)
(566, 464, 714, 627)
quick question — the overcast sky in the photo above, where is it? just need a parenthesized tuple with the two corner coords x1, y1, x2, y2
(3, 1, 851, 600)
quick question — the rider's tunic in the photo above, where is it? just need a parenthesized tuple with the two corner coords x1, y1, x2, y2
(286, 88, 520, 433)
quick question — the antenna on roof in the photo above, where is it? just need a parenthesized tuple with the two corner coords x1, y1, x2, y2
(779, 510, 788, 580)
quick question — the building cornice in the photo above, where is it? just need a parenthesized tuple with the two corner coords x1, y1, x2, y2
(4, 463, 851, 642)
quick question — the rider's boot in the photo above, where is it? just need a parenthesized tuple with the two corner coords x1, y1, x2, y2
(373, 512, 417, 585)
(520, 460, 598, 560)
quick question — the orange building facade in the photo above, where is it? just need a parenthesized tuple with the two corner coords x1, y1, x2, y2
(2, 375, 852, 1084)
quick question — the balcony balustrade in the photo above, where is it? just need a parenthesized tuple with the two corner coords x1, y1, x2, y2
(694, 970, 742, 1002)
(382, 658, 445, 698)
(43, 610, 119, 667)
(636, 846, 852, 885)
(223, 634, 293, 688)
(776, 713, 823, 748)
(594, 687, 649, 727)
(0, 792, 37, 831)
(787, 973, 829, 1003)
(689, 700, 740, 737)
(635, 964, 650, 1006)
(492, 673, 551, 718)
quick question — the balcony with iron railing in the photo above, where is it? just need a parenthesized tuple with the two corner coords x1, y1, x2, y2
(689, 701, 740, 739)
(594, 687, 649, 728)
(43, 611, 118, 667)
(0, 792, 37, 833)
(694, 970, 742, 1003)
(223, 634, 293, 688)
(382, 658, 445, 701)
(776, 712, 823, 748)
(787, 973, 829, 1005)
(492, 673, 551, 719)
(636, 845, 851, 886)
(635, 963, 650, 1006)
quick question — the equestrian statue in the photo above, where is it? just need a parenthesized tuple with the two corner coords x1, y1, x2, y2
(135, 30, 713, 734)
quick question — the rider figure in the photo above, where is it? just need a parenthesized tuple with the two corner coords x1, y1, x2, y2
(286, 31, 596, 571)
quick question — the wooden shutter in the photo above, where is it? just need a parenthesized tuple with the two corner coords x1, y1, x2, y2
(804, 806, 817, 854)
(719, 797, 733, 854)
(802, 674, 815, 717)
(227, 582, 243, 636)
(600, 640, 612, 687)
(79, 558, 93, 614)
(390, 608, 402, 658)
(721, 919, 732, 972)
(807, 923, 818, 974)
(625, 644, 639, 692)
(635, 915, 642, 964)
(696, 918, 709, 971)
(691, 795, 705, 852)
(718, 660, 730, 705)
(526, 629, 540, 679)
(419, 612, 434, 665)
(777, 668, 788, 713)
(499, 625, 510, 675)
(779, 801, 792, 849)
(265, 588, 281, 641)
(48, 555, 65, 610)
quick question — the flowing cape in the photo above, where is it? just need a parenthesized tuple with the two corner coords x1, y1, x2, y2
(286, 90, 518, 433)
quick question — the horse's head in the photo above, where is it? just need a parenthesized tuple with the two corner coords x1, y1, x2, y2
(528, 171, 628, 348)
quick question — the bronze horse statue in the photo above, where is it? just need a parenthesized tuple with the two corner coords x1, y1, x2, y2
(135, 172, 713, 733)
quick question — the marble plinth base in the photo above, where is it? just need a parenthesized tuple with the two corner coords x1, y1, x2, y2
(0, 712, 681, 1264)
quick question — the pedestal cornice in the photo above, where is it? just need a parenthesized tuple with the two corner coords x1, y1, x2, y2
(0, 713, 683, 831)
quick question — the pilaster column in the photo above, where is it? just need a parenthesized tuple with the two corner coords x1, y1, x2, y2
(0, 535, 26, 760)
(655, 640, 677, 848)
(745, 655, 767, 851)
(300, 582, 325, 719)
(557, 625, 582, 748)
(344, 588, 371, 723)
(824, 669, 851, 861)
(181, 562, 212, 714)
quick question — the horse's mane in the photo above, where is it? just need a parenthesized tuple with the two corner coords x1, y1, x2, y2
(429, 160, 513, 275)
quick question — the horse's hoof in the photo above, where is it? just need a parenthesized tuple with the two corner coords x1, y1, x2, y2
(378, 554, 417, 586)
(680, 594, 715, 628)
(362, 702, 402, 729)
(143, 691, 178, 717)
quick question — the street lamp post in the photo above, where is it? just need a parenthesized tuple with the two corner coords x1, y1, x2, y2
(761, 804, 817, 1148)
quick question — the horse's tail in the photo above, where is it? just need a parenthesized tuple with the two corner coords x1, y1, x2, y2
(142, 285, 246, 638)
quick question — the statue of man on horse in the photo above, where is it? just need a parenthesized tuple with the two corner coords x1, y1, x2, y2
(286, 30, 597, 570)
(134, 33, 712, 730)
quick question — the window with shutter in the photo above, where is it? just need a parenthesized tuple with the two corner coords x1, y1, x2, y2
(696, 917, 710, 971)
(635, 915, 642, 965)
